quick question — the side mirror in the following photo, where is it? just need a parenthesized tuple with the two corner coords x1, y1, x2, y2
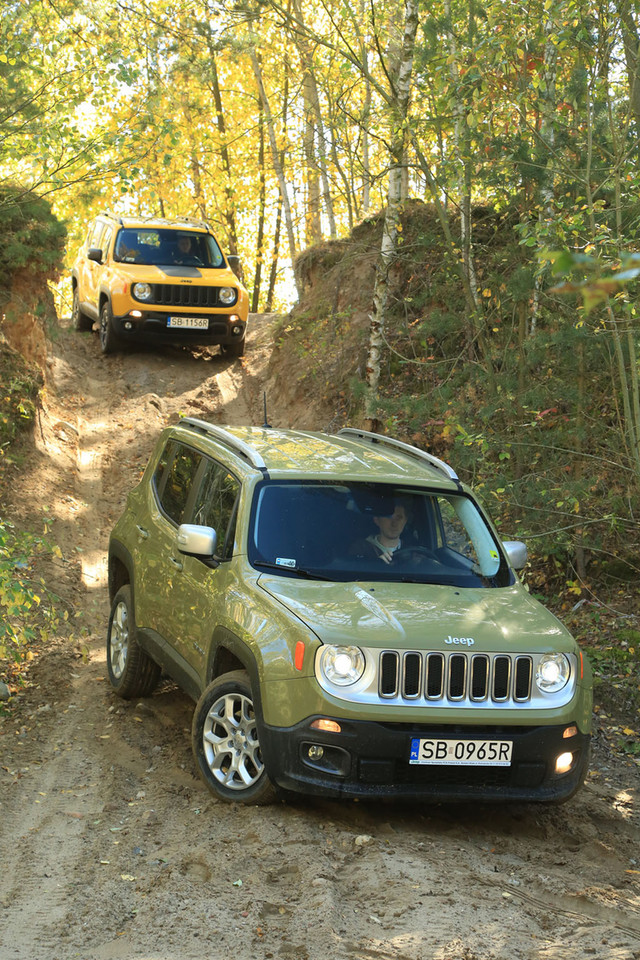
(226, 253, 242, 279)
(88, 247, 103, 264)
(176, 523, 217, 557)
(503, 540, 527, 570)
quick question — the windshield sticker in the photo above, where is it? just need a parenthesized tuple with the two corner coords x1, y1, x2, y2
(275, 557, 297, 568)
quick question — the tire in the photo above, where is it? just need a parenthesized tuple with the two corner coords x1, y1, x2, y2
(99, 301, 122, 354)
(220, 338, 245, 359)
(106, 585, 161, 699)
(192, 670, 276, 804)
(72, 287, 93, 332)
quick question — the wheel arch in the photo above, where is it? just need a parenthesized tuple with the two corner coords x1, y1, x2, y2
(108, 541, 134, 605)
(206, 627, 263, 714)
(98, 288, 112, 313)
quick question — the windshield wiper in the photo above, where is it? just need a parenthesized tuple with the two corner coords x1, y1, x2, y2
(253, 560, 333, 581)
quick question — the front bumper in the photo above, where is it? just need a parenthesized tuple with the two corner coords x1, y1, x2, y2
(112, 310, 246, 347)
(260, 717, 590, 803)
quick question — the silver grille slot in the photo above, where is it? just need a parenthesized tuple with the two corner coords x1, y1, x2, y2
(379, 651, 399, 698)
(403, 652, 422, 698)
(425, 653, 445, 699)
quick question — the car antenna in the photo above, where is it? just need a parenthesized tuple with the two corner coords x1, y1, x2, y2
(262, 392, 272, 429)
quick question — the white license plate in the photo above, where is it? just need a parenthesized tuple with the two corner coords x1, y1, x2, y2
(409, 738, 512, 766)
(167, 317, 209, 329)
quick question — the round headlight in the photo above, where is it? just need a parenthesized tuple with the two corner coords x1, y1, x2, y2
(219, 286, 236, 305)
(132, 282, 152, 301)
(536, 654, 571, 694)
(319, 645, 365, 686)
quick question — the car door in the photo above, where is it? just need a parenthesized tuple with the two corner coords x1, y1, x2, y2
(83, 221, 106, 312)
(134, 440, 205, 677)
(169, 458, 241, 683)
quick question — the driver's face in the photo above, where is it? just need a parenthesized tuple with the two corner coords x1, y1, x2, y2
(178, 236, 191, 252)
(374, 505, 408, 541)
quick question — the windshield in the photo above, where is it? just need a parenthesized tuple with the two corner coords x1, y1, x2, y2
(113, 228, 225, 267)
(248, 481, 513, 587)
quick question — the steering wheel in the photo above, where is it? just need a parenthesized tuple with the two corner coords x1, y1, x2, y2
(393, 547, 436, 563)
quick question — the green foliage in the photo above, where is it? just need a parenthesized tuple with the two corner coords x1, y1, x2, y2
(0, 186, 66, 293)
(0, 341, 42, 460)
(0, 519, 68, 664)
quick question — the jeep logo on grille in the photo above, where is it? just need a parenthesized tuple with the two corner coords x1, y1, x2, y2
(445, 635, 475, 646)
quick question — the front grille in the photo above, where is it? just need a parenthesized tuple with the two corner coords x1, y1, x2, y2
(146, 284, 224, 308)
(379, 651, 533, 705)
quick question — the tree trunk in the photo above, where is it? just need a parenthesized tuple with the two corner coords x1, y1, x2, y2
(302, 72, 322, 246)
(248, 22, 299, 297)
(291, 0, 337, 239)
(618, 0, 640, 140)
(252, 96, 266, 313)
(364, 0, 419, 424)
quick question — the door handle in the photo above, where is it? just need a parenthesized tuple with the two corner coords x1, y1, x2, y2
(136, 525, 149, 540)
(169, 556, 183, 572)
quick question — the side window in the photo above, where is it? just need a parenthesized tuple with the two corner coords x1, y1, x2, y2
(153, 440, 203, 525)
(88, 221, 105, 250)
(190, 460, 240, 559)
(101, 225, 113, 257)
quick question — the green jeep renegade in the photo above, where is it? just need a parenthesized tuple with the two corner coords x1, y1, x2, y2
(107, 421, 592, 804)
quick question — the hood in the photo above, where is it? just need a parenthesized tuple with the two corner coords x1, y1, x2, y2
(257, 577, 574, 653)
(120, 263, 238, 284)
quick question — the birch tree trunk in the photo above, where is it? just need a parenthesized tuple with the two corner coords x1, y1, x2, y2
(302, 72, 322, 246)
(291, 0, 337, 239)
(364, 0, 419, 425)
(252, 95, 266, 313)
(531, 14, 558, 333)
(248, 21, 300, 297)
(444, 0, 480, 316)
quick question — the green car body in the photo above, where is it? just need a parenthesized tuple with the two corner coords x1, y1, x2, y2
(107, 420, 592, 804)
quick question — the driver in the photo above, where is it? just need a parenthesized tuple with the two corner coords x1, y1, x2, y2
(350, 502, 409, 564)
(174, 234, 201, 264)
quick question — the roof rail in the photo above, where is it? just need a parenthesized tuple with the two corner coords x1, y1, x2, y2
(180, 418, 266, 470)
(337, 427, 458, 481)
(99, 210, 124, 225)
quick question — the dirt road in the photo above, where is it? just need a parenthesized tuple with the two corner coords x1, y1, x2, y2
(1, 317, 639, 960)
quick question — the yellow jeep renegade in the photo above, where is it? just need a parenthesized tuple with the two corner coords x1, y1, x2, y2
(71, 213, 249, 357)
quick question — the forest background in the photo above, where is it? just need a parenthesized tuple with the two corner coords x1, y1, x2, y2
(0, 0, 639, 716)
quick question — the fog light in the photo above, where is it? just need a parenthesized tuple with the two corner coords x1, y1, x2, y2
(310, 719, 342, 734)
(563, 725, 578, 739)
(308, 745, 324, 760)
(124, 321, 133, 330)
(555, 751, 574, 774)
(232, 325, 242, 335)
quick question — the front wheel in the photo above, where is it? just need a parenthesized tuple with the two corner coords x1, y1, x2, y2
(106, 585, 161, 699)
(220, 339, 245, 359)
(99, 301, 122, 354)
(192, 670, 276, 804)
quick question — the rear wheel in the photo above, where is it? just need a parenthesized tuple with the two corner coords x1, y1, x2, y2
(72, 288, 93, 332)
(106, 585, 161, 699)
(99, 301, 122, 354)
(192, 670, 276, 804)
